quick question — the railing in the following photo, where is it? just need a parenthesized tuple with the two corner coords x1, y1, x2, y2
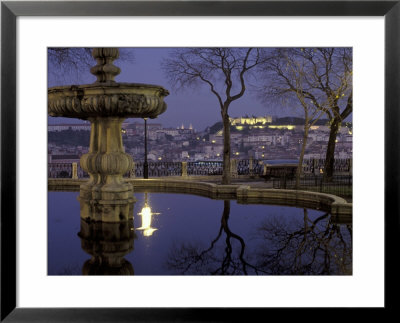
(187, 161, 223, 175)
(302, 158, 352, 174)
(48, 163, 73, 178)
(272, 174, 353, 197)
(237, 159, 264, 175)
(134, 161, 182, 177)
(48, 158, 352, 179)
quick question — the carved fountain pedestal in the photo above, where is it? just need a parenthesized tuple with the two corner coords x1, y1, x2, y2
(48, 48, 169, 222)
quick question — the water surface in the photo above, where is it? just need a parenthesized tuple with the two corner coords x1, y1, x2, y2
(48, 192, 352, 275)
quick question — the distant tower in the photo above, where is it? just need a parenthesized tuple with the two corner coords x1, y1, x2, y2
(189, 123, 193, 130)
(181, 123, 184, 129)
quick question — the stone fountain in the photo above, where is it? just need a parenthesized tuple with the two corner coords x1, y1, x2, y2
(48, 48, 169, 222)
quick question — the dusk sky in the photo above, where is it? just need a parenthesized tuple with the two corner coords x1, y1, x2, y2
(48, 47, 304, 131)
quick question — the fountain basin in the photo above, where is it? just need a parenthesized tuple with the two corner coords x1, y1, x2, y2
(48, 178, 352, 219)
(48, 82, 168, 119)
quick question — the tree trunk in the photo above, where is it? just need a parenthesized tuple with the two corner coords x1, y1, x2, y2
(222, 111, 231, 184)
(296, 125, 309, 189)
(324, 117, 340, 181)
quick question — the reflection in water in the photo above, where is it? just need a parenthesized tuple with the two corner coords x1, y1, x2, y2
(255, 209, 352, 275)
(136, 192, 160, 237)
(166, 200, 262, 275)
(166, 202, 352, 275)
(78, 219, 136, 275)
(48, 192, 352, 275)
(77, 192, 161, 275)
(77, 195, 137, 275)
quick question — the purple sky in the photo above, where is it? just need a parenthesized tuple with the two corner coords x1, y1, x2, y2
(48, 48, 350, 131)
(118, 48, 272, 131)
(48, 48, 295, 131)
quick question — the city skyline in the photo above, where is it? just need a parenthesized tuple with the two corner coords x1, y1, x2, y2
(48, 114, 352, 164)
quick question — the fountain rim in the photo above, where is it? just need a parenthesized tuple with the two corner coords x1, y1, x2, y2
(48, 82, 170, 94)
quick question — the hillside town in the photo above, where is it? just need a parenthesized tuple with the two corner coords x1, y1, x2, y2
(48, 115, 352, 165)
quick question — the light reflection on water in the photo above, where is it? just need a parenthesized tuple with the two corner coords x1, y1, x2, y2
(48, 191, 352, 275)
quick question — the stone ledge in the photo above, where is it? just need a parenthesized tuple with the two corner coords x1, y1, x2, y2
(48, 178, 352, 217)
(48, 178, 86, 191)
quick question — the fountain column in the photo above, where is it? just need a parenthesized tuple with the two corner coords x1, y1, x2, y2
(79, 116, 135, 222)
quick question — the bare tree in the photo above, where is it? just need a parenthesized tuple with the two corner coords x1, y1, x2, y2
(162, 48, 265, 184)
(258, 48, 327, 188)
(259, 48, 352, 181)
(309, 48, 352, 180)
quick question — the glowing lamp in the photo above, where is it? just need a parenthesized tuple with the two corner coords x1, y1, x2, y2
(137, 193, 160, 237)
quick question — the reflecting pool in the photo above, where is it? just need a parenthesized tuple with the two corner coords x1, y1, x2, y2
(48, 192, 352, 275)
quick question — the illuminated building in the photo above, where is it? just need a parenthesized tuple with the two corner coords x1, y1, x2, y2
(229, 116, 273, 126)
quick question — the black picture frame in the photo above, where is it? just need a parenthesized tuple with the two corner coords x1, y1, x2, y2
(1, 0, 398, 321)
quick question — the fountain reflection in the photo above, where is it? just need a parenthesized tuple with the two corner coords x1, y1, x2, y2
(78, 199, 137, 275)
(166, 201, 352, 275)
(136, 192, 160, 237)
(78, 219, 136, 275)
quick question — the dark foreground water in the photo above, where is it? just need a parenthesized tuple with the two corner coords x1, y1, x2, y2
(48, 192, 352, 275)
